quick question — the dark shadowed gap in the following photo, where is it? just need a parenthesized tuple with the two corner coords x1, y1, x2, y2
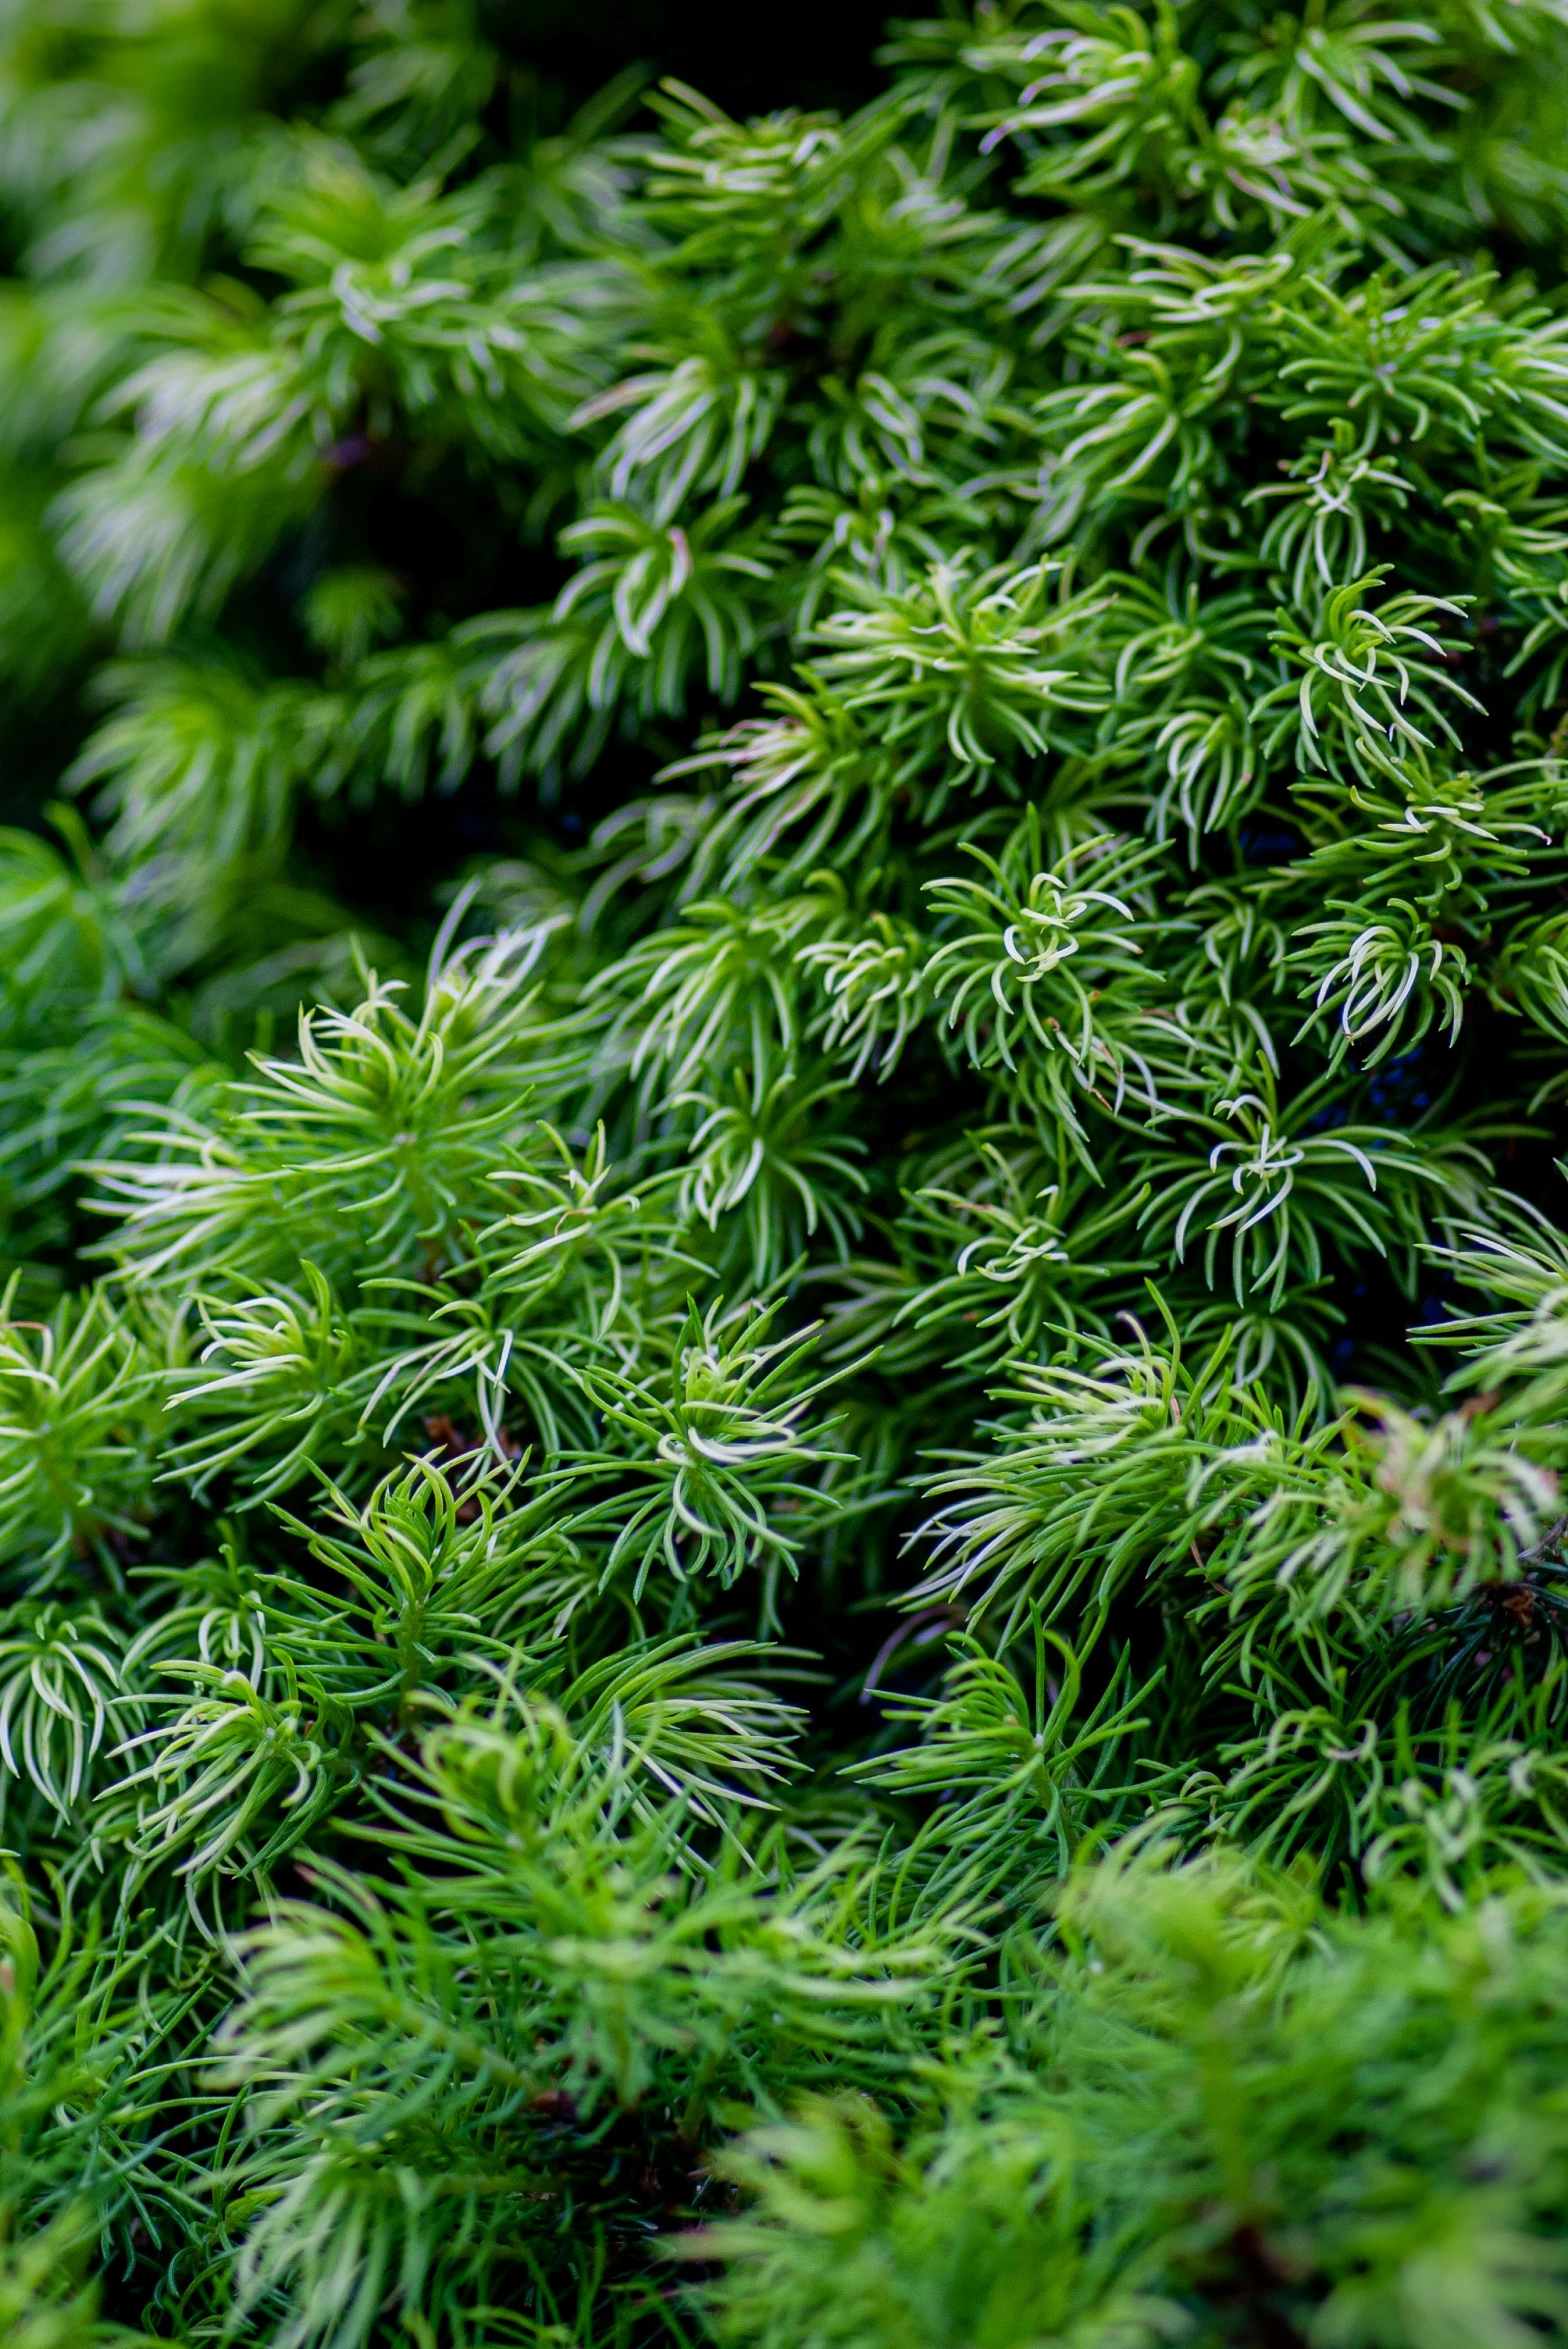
(488, 0, 893, 120)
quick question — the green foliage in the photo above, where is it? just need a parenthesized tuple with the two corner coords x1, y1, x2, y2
(4, 0, 1568, 2341)
(688, 1852, 1568, 2349)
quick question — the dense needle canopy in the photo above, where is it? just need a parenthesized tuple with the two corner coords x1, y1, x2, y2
(3, 0, 1568, 2342)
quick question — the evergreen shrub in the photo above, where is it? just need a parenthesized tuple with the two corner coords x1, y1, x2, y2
(1, 0, 1568, 2339)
